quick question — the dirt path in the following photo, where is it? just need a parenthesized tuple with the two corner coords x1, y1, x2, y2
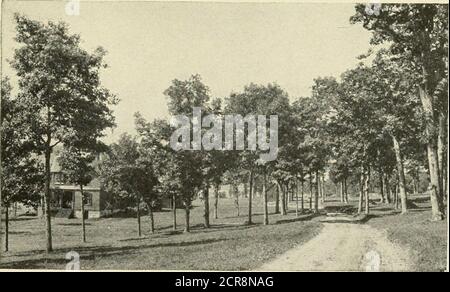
(259, 223, 412, 272)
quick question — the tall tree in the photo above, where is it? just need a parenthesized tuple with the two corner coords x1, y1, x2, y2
(1, 78, 43, 252)
(225, 83, 291, 224)
(10, 15, 117, 251)
(371, 49, 426, 213)
(163, 74, 209, 232)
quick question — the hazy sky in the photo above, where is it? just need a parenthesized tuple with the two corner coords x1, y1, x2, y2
(1, 1, 373, 142)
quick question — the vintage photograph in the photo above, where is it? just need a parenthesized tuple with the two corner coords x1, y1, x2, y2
(0, 0, 448, 272)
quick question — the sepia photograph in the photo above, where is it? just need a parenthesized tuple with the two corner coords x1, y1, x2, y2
(0, 0, 448, 274)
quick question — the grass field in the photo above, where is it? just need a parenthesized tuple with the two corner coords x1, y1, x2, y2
(365, 195, 448, 272)
(1, 194, 447, 271)
(0, 197, 322, 270)
(322, 193, 448, 272)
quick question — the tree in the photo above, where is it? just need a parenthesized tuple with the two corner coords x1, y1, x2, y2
(225, 83, 291, 224)
(135, 116, 180, 231)
(1, 78, 43, 252)
(292, 78, 336, 214)
(163, 74, 209, 232)
(351, 3, 448, 220)
(135, 75, 208, 233)
(58, 147, 97, 243)
(197, 98, 236, 227)
(370, 49, 426, 213)
(10, 15, 117, 251)
(100, 134, 158, 237)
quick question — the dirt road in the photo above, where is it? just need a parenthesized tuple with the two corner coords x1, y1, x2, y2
(259, 223, 412, 272)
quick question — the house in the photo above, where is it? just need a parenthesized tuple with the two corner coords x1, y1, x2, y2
(38, 149, 114, 219)
(38, 147, 178, 219)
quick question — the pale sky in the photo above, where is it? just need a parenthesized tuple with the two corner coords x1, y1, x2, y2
(1, 0, 373, 142)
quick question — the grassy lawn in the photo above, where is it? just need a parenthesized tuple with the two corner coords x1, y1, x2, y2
(0, 197, 322, 270)
(323, 193, 448, 272)
(365, 195, 448, 272)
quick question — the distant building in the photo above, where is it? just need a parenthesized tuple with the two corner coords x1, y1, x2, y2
(38, 148, 177, 219)
(38, 149, 114, 219)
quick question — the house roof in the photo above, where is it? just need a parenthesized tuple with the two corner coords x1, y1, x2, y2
(49, 145, 107, 173)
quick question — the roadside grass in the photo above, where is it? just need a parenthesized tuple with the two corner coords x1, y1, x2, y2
(0, 197, 322, 270)
(323, 193, 448, 272)
(365, 195, 448, 272)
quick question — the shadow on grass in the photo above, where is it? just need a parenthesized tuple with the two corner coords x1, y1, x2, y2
(275, 213, 320, 224)
(0, 254, 96, 270)
(9, 231, 33, 235)
(58, 223, 92, 226)
(9, 216, 37, 222)
(0, 237, 230, 270)
(409, 196, 430, 204)
(188, 223, 261, 235)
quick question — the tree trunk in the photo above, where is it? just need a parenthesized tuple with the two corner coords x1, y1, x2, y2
(318, 174, 323, 203)
(340, 181, 344, 203)
(321, 175, 326, 203)
(234, 183, 240, 217)
(280, 183, 287, 215)
(301, 179, 304, 212)
(80, 185, 86, 243)
(344, 177, 348, 203)
(412, 176, 418, 195)
(40, 196, 45, 219)
(314, 171, 319, 213)
(364, 167, 370, 215)
(172, 194, 177, 231)
(184, 204, 190, 233)
(344, 179, 348, 203)
(392, 135, 408, 214)
(438, 114, 445, 197)
(285, 183, 289, 211)
(384, 174, 391, 204)
(214, 184, 219, 219)
(395, 184, 400, 210)
(309, 172, 313, 210)
(44, 148, 53, 252)
(263, 170, 269, 225)
(419, 82, 444, 220)
(5, 206, 9, 252)
(248, 170, 253, 225)
(203, 185, 210, 228)
(358, 173, 364, 214)
(379, 169, 385, 203)
(275, 183, 280, 214)
(295, 179, 299, 217)
(149, 205, 155, 234)
(137, 196, 142, 237)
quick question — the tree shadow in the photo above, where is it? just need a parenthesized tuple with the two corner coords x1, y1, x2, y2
(9, 216, 37, 222)
(9, 231, 33, 235)
(274, 213, 319, 224)
(0, 237, 230, 270)
(0, 253, 96, 270)
(188, 223, 261, 235)
(58, 223, 92, 226)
